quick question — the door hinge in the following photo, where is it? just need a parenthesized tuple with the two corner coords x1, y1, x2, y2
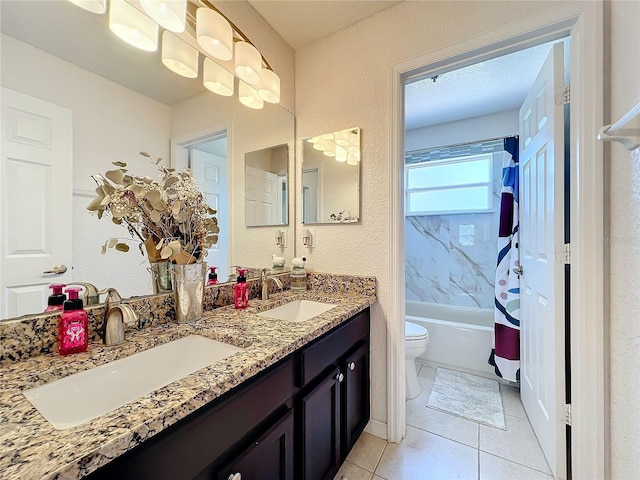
(561, 403, 572, 426)
(555, 243, 571, 264)
(555, 84, 570, 105)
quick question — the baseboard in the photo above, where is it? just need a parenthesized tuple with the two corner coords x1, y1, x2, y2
(364, 419, 387, 440)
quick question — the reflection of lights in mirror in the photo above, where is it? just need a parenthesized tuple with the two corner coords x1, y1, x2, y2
(302, 128, 361, 224)
(69, 0, 280, 108)
(245, 145, 289, 227)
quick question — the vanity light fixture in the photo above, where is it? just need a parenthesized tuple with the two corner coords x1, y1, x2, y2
(238, 81, 264, 110)
(140, 0, 186, 33)
(203, 58, 234, 96)
(334, 131, 349, 146)
(196, 7, 233, 60)
(109, 0, 158, 52)
(346, 154, 359, 166)
(235, 41, 263, 85)
(162, 31, 198, 78)
(67, 0, 106, 14)
(335, 145, 348, 162)
(313, 139, 326, 152)
(257, 68, 281, 104)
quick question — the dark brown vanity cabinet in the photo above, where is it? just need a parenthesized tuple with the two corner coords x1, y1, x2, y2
(86, 307, 370, 480)
(298, 309, 371, 480)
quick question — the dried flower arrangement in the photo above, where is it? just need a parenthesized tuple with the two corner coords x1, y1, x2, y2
(87, 152, 219, 265)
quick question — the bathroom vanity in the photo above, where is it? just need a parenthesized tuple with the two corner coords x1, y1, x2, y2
(0, 275, 375, 480)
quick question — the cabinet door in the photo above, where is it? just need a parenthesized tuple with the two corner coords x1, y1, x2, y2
(217, 409, 294, 480)
(343, 343, 370, 456)
(301, 367, 342, 480)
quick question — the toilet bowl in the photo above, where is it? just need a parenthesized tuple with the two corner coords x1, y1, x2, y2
(405, 321, 429, 399)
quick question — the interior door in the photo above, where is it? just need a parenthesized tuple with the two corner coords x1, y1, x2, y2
(0, 88, 73, 318)
(191, 149, 228, 277)
(518, 43, 566, 479)
(245, 165, 278, 225)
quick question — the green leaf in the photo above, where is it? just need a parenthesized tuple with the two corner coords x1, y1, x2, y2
(115, 243, 130, 252)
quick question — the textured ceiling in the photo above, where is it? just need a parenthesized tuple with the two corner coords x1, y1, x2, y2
(405, 41, 560, 130)
(246, 0, 403, 48)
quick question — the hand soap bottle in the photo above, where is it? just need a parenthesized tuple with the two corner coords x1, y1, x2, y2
(207, 266, 218, 286)
(59, 286, 89, 355)
(290, 257, 307, 292)
(234, 268, 249, 309)
(45, 283, 66, 312)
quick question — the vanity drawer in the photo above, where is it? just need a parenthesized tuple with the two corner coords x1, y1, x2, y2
(298, 309, 370, 387)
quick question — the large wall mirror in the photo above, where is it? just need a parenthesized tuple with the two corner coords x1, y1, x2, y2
(245, 144, 289, 226)
(302, 127, 361, 224)
(0, 1, 295, 322)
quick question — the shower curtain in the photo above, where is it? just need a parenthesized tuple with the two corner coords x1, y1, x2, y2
(489, 136, 520, 383)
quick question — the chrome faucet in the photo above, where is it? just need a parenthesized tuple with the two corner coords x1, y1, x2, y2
(68, 282, 100, 306)
(99, 288, 138, 346)
(260, 268, 283, 301)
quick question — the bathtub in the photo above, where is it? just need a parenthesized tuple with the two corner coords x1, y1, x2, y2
(406, 300, 496, 378)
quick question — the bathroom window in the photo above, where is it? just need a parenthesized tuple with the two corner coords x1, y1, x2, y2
(405, 153, 493, 216)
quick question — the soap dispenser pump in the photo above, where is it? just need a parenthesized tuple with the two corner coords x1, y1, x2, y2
(58, 286, 89, 355)
(234, 268, 249, 309)
(45, 283, 66, 312)
(207, 266, 218, 286)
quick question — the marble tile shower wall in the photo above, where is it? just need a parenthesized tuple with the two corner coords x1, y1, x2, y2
(406, 144, 505, 310)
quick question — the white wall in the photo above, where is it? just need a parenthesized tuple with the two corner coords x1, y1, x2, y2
(295, 0, 570, 435)
(405, 110, 519, 152)
(1, 34, 171, 298)
(606, 0, 640, 477)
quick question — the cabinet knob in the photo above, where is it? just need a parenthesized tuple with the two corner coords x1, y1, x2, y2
(348, 361, 356, 371)
(335, 372, 344, 383)
(228, 474, 241, 480)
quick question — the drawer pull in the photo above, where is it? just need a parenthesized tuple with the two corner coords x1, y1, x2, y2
(348, 361, 356, 371)
(228, 473, 241, 480)
(335, 372, 344, 383)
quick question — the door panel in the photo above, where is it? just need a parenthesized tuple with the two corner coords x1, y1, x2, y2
(1, 88, 72, 317)
(518, 43, 566, 479)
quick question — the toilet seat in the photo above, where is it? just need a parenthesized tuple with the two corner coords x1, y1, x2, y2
(405, 321, 429, 341)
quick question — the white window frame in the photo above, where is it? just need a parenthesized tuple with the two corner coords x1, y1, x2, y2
(405, 153, 494, 216)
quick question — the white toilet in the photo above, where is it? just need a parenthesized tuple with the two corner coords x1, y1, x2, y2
(405, 321, 429, 399)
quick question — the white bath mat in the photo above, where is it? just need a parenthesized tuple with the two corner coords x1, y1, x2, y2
(427, 368, 506, 429)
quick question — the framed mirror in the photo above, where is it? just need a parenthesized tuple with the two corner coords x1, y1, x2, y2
(302, 127, 360, 224)
(0, 1, 295, 321)
(245, 144, 289, 226)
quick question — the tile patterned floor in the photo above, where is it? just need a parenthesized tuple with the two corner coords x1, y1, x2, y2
(335, 364, 553, 480)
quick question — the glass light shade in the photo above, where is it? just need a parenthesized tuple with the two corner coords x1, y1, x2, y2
(109, 0, 158, 52)
(238, 81, 264, 109)
(196, 7, 233, 61)
(313, 139, 326, 151)
(348, 132, 359, 153)
(203, 58, 234, 96)
(162, 31, 198, 78)
(323, 149, 336, 158)
(347, 154, 359, 166)
(257, 68, 280, 104)
(140, 0, 186, 33)
(334, 131, 349, 146)
(307, 137, 319, 144)
(235, 42, 262, 85)
(67, 0, 106, 14)
(321, 133, 334, 140)
(335, 146, 348, 162)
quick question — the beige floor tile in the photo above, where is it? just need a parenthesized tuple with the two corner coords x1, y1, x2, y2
(479, 452, 554, 479)
(346, 432, 387, 472)
(373, 476, 386, 480)
(406, 400, 479, 448)
(375, 425, 478, 480)
(479, 414, 551, 474)
(499, 383, 527, 419)
(333, 460, 374, 480)
(417, 363, 437, 395)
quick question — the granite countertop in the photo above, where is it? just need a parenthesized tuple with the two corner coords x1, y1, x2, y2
(0, 289, 375, 480)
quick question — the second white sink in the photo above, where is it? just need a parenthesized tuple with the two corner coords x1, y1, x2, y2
(258, 300, 336, 322)
(23, 335, 243, 430)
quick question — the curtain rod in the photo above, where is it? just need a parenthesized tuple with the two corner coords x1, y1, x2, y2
(407, 134, 519, 154)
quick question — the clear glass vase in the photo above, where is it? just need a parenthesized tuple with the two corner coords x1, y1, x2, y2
(171, 263, 207, 323)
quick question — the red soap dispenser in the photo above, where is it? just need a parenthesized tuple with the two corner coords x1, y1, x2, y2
(58, 286, 89, 355)
(207, 266, 218, 286)
(234, 268, 249, 309)
(45, 283, 66, 312)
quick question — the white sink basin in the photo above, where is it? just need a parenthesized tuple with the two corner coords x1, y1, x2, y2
(258, 300, 336, 322)
(23, 335, 243, 430)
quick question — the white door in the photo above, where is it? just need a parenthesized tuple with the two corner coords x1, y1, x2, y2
(191, 149, 229, 278)
(245, 165, 278, 225)
(0, 88, 73, 318)
(518, 43, 566, 479)
(302, 168, 319, 223)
